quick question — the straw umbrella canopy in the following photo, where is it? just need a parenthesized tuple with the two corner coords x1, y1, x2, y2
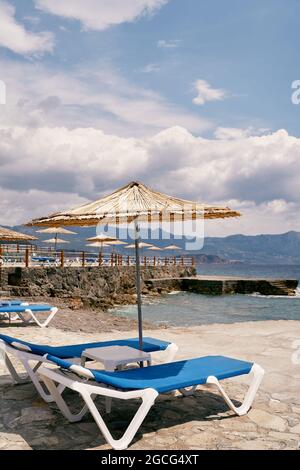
(37, 227, 76, 235)
(0, 226, 37, 243)
(28, 181, 241, 349)
(43, 238, 70, 246)
(125, 242, 153, 249)
(86, 234, 119, 256)
(147, 246, 163, 251)
(37, 227, 76, 251)
(164, 244, 182, 251)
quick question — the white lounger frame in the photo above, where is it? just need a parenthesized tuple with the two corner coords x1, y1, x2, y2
(39, 362, 265, 450)
(0, 340, 178, 403)
(0, 306, 58, 328)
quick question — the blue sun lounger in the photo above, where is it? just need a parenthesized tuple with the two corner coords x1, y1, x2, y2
(0, 304, 58, 328)
(0, 334, 178, 402)
(39, 354, 264, 450)
(0, 300, 27, 306)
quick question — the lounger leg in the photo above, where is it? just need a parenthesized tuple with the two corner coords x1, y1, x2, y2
(179, 385, 198, 397)
(0, 350, 29, 384)
(41, 375, 92, 422)
(18, 308, 58, 328)
(41, 372, 158, 451)
(81, 389, 158, 450)
(206, 364, 265, 416)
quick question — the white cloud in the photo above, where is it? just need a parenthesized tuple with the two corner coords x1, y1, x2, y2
(0, 124, 299, 236)
(193, 79, 227, 106)
(214, 127, 271, 140)
(157, 39, 181, 49)
(0, 59, 211, 136)
(35, 0, 169, 31)
(0, 1, 54, 56)
(140, 63, 161, 73)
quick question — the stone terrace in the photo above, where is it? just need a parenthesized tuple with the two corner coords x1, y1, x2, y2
(0, 320, 300, 450)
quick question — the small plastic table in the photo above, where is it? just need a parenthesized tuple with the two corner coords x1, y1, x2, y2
(81, 345, 151, 370)
(81, 346, 152, 413)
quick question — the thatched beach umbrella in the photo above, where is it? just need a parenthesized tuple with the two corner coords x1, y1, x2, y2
(125, 242, 153, 249)
(164, 244, 182, 251)
(0, 226, 37, 243)
(147, 246, 163, 251)
(0, 227, 37, 281)
(43, 237, 70, 249)
(86, 234, 120, 257)
(37, 227, 76, 251)
(28, 181, 241, 349)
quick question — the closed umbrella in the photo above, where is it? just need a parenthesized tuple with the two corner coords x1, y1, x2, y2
(28, 181, 241, 349)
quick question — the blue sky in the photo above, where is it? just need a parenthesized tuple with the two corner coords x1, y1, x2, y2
(0, 0, 299, 236)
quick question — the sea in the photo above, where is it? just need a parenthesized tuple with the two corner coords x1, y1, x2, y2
(114, 264, 300, 327)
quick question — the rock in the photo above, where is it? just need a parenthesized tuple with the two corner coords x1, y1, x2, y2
(231, 438, 285, 450)
(219, 417, 257, 432)
(184, 431, 218, 448)
(248, 409, 287, 432)
(269, 399, 289, 413)
(18, 406, 55, 425)
(290, 424, 300, 434)
(0, 432, 31, 450)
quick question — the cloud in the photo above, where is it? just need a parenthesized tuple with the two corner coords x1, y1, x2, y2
(0, 1, 54, 56)
(35, 0, 169, 31)
(0, 124, 299, 236)
(214, 127, 271, 140)
(157, 39, 181, 49)
(193, 79, 227, 106)
(140, 63, 161, 73)
(0, 59, 211, 136)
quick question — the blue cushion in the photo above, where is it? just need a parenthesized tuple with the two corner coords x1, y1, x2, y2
(0, 305, 52, 313)
(0, 301, 24, 306)
(46, 355, 254, 394)
(0, 334, 171, 358)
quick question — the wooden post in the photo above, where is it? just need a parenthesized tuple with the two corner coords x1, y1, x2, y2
(98, 251, 103, 266)
(127, 255, 130, 266)
(144, 256, 147, 267)
(181, 256, 184, 266)
(60, 250, 65, 268)
(25, 247, 30, 268)
(17, 244, 20, 253)
(174, 256, 177, 266)
(82, 251, 85, 268)
(154, 256, 156, 267)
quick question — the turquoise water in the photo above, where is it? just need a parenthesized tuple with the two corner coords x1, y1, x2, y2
(114, 264, 300, 327)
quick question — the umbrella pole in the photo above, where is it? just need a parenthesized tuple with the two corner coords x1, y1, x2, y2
(134, 220, 143, 350)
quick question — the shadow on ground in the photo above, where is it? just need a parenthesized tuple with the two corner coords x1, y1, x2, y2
(0, 375, 241, 450)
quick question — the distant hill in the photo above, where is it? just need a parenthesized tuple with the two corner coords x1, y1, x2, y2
(5, 226, 300, 265)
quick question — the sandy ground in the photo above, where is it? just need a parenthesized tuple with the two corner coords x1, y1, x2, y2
(0, 313, 300, 450)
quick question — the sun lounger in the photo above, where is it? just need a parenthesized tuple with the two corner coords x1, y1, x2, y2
(39, 355, 264, 450)
(0, 334, 178, 402)
(0, 300, 28, 306)
(0, 304, 58, 328)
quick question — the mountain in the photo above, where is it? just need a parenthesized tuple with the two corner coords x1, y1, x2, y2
(5, 226, 300, 265)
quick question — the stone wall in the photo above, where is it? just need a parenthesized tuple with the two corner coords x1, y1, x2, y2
(0, 266, 196, 309)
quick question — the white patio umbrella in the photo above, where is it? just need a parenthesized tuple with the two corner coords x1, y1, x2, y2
(28, 181, 241, 349)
